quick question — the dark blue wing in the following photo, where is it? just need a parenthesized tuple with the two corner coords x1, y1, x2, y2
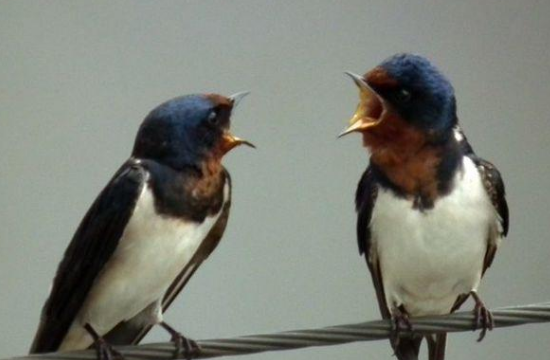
(355, 167, 390, 319)
(356, 167, 377, 255)
(451, 155, 508, 313)
(30, 160, 146, 353)
(470, 155, 509, 272)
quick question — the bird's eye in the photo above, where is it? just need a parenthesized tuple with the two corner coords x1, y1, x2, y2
(207, 110, 218, 125)
(395, 88, 412, 103)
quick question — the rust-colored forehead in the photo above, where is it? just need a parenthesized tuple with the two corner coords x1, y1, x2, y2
(365, 67, 399, 89)
(205, 94, 233, 108)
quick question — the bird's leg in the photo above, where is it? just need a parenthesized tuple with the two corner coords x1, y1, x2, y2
(389, 304, 413, 349)
(470, 291, 494, 341)
(84, 323, 123, 360)
(160, 322, 200, 359)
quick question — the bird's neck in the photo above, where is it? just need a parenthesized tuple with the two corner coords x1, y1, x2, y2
(366, 125, 462, 209)
(143, 157, 227, 222)
(186, 156, 226, 200)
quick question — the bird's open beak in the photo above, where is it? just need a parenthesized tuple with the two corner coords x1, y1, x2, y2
(221, 132, 255, 153)
(229, 91, 251, 109)
(338, 72, 388, 138)
(221, 91, 255, 153)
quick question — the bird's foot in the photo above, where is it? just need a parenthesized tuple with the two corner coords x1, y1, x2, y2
(390, 305, 413, 349)
(470, 291, 494, 342)
(160, 322, 200, 359)
(84, 323, 124, 360)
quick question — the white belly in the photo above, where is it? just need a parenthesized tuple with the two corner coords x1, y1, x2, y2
(60, 181, 228, 350)
(371, 157, 495, 317)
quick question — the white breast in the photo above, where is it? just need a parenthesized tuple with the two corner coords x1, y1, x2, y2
(59, 179, 229, 350)
(371, 157, 496, 317)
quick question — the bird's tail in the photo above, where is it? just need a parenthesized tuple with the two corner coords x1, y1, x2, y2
(393, 335, 422, 360)
(426, 333, 447, 360)
(393, 333, 446, 360)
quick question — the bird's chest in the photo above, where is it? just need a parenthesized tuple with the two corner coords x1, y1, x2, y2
(76, 173, 230, 333)
(114, 182, 229, 288)
(370, 159, 494, 315)
(82, 181, 229, 327)
(151, 164, 226, 222)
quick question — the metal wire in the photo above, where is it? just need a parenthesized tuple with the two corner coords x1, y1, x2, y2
(15, 302, 550, 360)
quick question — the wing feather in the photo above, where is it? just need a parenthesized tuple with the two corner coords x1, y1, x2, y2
(30, 161, 146, 353)
(103, 170, 232, 345)
(452, 155, 508, 312)
(355, 167, 390, 318)
(470, 156, 509, 274)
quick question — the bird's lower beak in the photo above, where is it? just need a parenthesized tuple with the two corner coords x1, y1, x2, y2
(220, 91, 255, 154)
(221, 132, 255, 154)
(338, 72, 387, 138)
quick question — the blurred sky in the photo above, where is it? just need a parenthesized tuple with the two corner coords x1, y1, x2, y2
(1, 1, 549, 359)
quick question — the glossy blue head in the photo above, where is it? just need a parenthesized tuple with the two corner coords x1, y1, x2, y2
(340, 54, 458, 140)
(132, 93, 253, 169)
(376, 54, 456, 132)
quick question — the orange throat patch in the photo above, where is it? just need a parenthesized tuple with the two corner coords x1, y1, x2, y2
(364, 115, 443, 202)
(187, 156, 225, 200)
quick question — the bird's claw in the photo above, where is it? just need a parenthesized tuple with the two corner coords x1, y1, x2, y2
(84, 323, 124, 360)
(96, 339, 124, 360)
(172, 333, 200, 360)
(390, 306, 413, 349)
(471, 292, 494, 342)
(161, 322, 200, 359)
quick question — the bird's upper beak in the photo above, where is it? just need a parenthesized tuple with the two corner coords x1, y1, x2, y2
(221, 91, 255, 154)
(229, 91, 251, 109)
(338, 72, 389, 138)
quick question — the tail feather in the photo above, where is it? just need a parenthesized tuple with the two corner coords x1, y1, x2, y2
(394, 335, 422, 360)
(427, 333, 447, 360)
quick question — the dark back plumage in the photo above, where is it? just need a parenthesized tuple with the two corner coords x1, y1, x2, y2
(30, 163, 146, 353)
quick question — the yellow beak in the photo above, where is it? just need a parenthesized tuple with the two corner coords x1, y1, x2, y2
(221, 132, 255, 154)
(219, 91, 255, 154)
(338, 71, 387, 138)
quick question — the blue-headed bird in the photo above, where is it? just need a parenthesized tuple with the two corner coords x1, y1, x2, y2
(30, 93, 254, 360)
(340, 54, 508, 360)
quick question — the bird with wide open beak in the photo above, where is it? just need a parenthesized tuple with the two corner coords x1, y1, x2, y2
(221, 91, 255, 153)
(338, 72, 392, 138)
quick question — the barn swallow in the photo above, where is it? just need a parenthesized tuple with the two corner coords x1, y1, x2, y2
(339, 54, 508, 360)
(30, 92, 254, 360)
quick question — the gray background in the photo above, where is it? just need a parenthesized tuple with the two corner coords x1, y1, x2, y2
(1, 1, 549, 359)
